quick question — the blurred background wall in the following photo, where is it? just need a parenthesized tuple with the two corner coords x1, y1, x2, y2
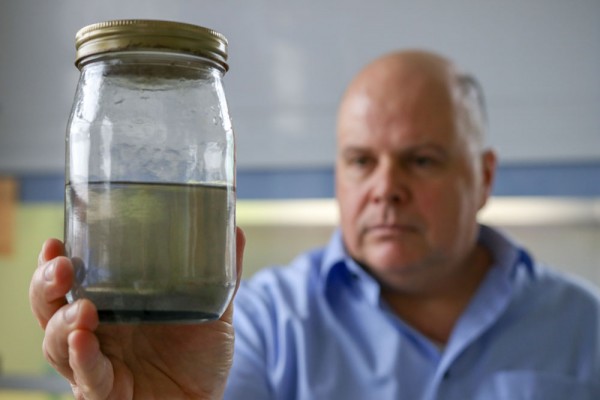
(0, 0, 599, 398)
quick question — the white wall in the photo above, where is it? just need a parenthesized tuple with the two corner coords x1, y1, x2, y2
(1, 0, 599, 173)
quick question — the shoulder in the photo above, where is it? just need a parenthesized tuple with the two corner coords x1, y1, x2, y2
(531, 264, 600, 315)
(226, 248, 330, 399)
(483, 225, 600, 318)
(234, 246, 327, 319)
(495, 263, 600, 377)
(511, 262, 600, 348)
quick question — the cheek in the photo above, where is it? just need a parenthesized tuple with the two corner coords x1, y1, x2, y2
(415, 183, 467, 229)
(337, 189, 360, 230)
(336, 183, 366, 247)
(416, 179, 479, 240)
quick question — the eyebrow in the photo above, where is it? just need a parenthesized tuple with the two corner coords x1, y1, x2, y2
(340, 143, 448, 157)
(340, 146, 371, 155)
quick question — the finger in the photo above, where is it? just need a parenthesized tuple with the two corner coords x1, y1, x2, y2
(42, 299, 99, 383)
(234, 227, 246, 293)
(30, 256, 74, 329)
(69, 329, 117, 400)
(38, 238, 66, 267)
(220, 227, 246, 324)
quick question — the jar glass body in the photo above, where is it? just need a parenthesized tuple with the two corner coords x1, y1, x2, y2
(65, 52, 236, 323)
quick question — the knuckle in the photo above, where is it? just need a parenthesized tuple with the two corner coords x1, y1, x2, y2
(29, 274, 48, 327)
(42, 337, 60, 368)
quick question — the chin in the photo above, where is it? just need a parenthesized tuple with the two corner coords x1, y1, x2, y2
(365, 239, 421, 263)
(364, 251, 424, 274)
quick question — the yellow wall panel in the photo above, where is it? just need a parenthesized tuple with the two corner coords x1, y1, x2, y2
(0, 178, 18, 256)
(0, 204, 63, 379)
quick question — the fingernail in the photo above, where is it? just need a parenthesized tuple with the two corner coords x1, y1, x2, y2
(65, 302, 79, 323)
(44, 260, 57, 281)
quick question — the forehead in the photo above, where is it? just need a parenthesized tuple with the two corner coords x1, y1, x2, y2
(337, 76, 461, 150)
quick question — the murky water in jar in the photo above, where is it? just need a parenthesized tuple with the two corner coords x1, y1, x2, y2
(65, 181, 235, 323)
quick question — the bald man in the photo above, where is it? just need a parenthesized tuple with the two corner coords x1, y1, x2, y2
(32, 51, 600, 399)
(225, 51, 600, 399)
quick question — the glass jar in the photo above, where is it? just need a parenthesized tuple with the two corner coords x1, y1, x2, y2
(64, 20, 236, 323)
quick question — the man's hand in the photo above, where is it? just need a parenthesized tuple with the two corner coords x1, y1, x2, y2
(30, 228, 245, 400)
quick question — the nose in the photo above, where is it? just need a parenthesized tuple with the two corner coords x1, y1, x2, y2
(371, 160, 408, 205)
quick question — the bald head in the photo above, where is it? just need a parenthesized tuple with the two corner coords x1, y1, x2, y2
(338, 50, 487, 150)
(334, 50, 497, 292)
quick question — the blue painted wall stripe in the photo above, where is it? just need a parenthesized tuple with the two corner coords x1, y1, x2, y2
(17, 174, 65, 203)
(11, 162, 600, 203)
(492, 163, 600, 197)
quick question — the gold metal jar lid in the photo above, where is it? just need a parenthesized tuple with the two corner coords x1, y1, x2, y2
(75, 19, 228, 71)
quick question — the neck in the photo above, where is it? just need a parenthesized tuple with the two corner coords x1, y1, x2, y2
(380, 244, 492, 344)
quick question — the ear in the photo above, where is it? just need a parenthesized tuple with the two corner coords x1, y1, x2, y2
(478, 149, 497, 210)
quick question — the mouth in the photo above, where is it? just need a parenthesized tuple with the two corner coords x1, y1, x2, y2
(365, 223, 419, 238)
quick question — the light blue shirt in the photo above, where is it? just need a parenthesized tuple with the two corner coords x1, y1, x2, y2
(225, 225, 600, 399)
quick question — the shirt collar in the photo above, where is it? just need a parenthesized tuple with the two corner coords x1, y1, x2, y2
(319, 225, 535, 299)
(477, 224, 536, 281)
(320, 228, 347, 277)
(318, 229, 387, 306)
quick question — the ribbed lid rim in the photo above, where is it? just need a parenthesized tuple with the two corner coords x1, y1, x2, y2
(75, 19, 228, 71)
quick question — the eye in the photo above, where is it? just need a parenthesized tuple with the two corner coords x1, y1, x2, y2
(412, 155, 436, 167)
(349, 155, 373, 168)
(341, 151, 376, 178)
(341, 149, 374, 169)
(405, 151, 446, 173)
